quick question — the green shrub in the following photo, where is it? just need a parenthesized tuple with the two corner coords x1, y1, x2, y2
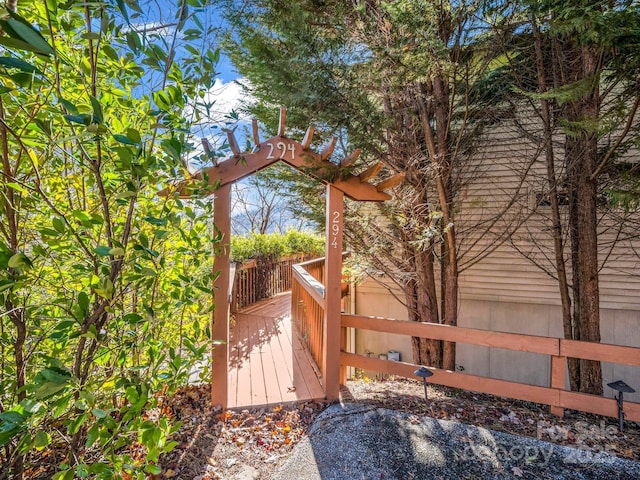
(230, 230, 324, 263)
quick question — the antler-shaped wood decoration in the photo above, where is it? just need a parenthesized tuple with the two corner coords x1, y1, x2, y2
(158, 106, 405, 202)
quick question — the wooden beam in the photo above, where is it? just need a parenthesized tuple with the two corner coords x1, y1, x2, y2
(341, 352, 560, 407)
(223, 128, 241, 157)
(159, 136, 391, 202)
(323, 185, 344, 401)
(341, 148, 361, 168)
(278, 106, 287, 137)
(212, 184, 231, 408)
(320, 137, 337, 161)
(560, 339, 640, 366)
(301, 125, 315, 150)
(560, 390, 640, 422)
(376, 172, 406, 191)
(358, 162, 383, 182)
(341, 314, 560, 355)
(252, 119, 260, 146)
(292, 265, 325, 308)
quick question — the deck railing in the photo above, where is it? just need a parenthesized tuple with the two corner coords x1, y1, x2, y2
(231, 255, 311, 312)
(291, 258, 326, 371)
(291, 256, 640, 422)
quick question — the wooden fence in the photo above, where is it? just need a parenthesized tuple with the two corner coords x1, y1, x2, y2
(231, 255, 311, 312)
(291, 258, 326, 369)
(291, 256, 640, 423)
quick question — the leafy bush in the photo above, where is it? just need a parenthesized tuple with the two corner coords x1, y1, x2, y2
(230, 230, 324, 263)
(0, 2, 218, 478)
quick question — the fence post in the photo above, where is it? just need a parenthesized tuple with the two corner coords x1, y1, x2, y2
(323, 185, 344, 400)
(211, 184, 231, 408)
(550, 353, 565, 417)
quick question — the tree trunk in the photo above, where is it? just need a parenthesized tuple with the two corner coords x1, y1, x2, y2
(532, 19, 580, 390)
(564, 44, 603, 395)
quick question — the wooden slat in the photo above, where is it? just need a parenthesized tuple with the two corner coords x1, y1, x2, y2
(228, 293, 324, 409)
(341, 148, 361, 167)
(320, 137, 337, 161)
(560, 390, 640, 422)
(550, 355, 565, 416)
(223, 128, 241, 157)
(341, 314, 560, 355)
(341, 352, 560, 407)
(252, 118, 260, 145)
(301, 125, 314, 150)
(560, 340, 640, 366)
(358, 162, 383, 182)
(376, 172, 406, 191)
(278, 106, 286, 137)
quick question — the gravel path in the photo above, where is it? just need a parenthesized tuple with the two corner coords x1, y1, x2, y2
(272, 403, 640, 480)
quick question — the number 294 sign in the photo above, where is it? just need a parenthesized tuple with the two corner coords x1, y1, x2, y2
(330, 210, 340, 248)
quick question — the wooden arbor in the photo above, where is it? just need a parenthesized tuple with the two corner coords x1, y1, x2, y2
(160, 107, 403, 407)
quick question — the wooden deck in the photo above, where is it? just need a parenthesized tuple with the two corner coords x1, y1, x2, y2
(228, 292, 325, 408)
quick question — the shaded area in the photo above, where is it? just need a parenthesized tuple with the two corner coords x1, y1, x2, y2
(272, 403, 640, 480)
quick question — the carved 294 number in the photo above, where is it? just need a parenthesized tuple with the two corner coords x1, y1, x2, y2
(331, 211, 340, 248)
(266, 141, 296, 160)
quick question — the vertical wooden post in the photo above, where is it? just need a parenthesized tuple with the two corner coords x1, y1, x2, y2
(323, 185, 344, 401)
(211, 184, 231, 408)
(550, 354, 565, 417)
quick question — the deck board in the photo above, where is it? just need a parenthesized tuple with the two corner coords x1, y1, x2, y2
(228, 292, 324, 408)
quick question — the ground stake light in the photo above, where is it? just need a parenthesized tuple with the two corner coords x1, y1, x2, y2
(607, 380, 636, 432)
(414, 367, 434, 402)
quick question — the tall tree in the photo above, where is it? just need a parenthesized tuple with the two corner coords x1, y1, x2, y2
(222, 0, 521, 369)
(492, 0, 640, 393)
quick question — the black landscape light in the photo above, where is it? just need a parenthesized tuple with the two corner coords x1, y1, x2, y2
(414, 366, 434, 402)
(607, 380, 636, 432)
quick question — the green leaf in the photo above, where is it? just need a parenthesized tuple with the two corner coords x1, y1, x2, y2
(126, 128, 141, 143)
(0, 56, 40, 73)
(0, 411, 26, 427)
(91, 408, 108, 419)
(145, 464, 162, 475)
(116, 0, 130, 23)
(85, 425, 99, 449)
(34, 430, 51, 450)
(52, 217, 66, 233)
(89, 96, 103, 123)
(81, 32, 100, 41)
(52, 469, 74, 480)
(67, 413, 88, 435)
(0, 34, 46, 55)
(60, 98, 78, 114)
(8, 252, 32, 269)
(109, 247, 125, 256)
(4, 17, 54, 55)
(78, 292, 89, 313)
(94, 246, 111, 256)
(123, 313, 143, 324)
(112, 133, 137, 145)
(64, 114, 91, 125)
(144, 215, 167, 226)
(35, 381, 67, 399)
(40, 367, 71, 384)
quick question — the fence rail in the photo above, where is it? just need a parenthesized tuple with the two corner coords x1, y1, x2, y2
(290, 256, 640, 423)
(231, 255, 312, 312)
(291, 258, 326, 372)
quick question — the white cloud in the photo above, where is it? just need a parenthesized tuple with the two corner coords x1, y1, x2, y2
(198, 78, 254, 122)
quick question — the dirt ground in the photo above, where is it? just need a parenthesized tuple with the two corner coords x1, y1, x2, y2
(156, 377, 640, 479)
